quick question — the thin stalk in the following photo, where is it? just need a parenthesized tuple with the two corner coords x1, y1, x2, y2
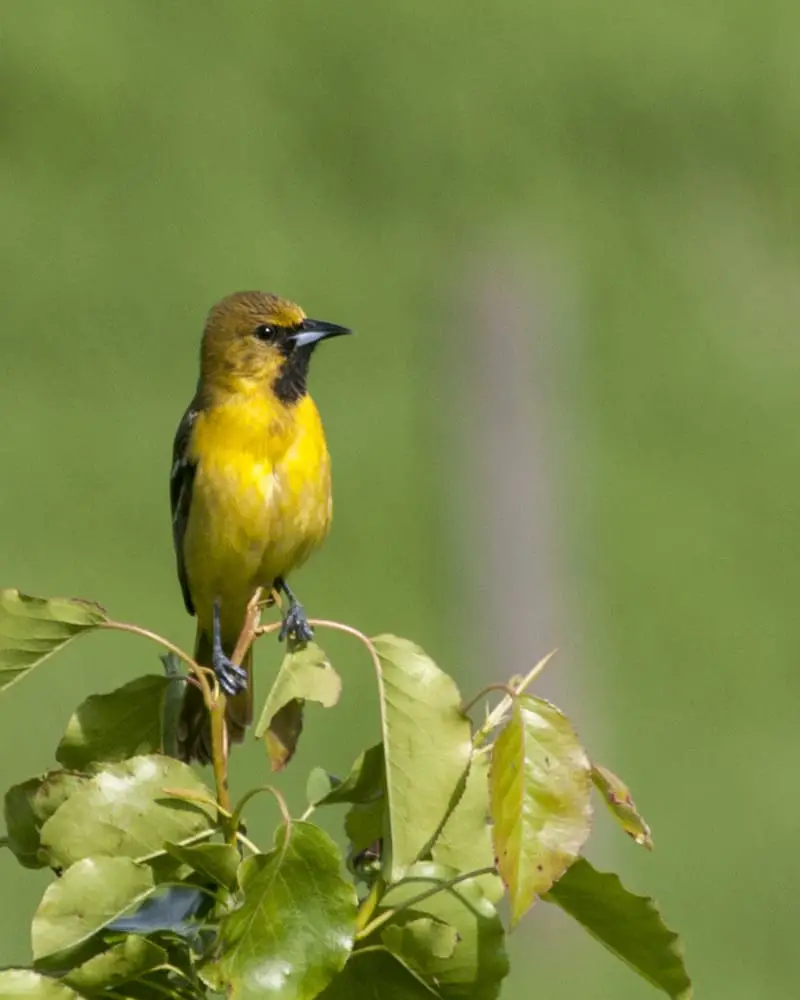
(236, 831, 261, 855)
(355, 866, 497, 941)
(102, 620, 206, 680)
(214, 588, 265, 838)
(354, 876, 385, 935)
(460, 682, 518, 717)
(231, 783, 292, 839)
(472, 649, 556, 748)
(103, 617, 229, 831)
(134, 828, 216, 865)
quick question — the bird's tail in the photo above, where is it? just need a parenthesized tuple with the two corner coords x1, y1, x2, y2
(177, 628, 253, 765)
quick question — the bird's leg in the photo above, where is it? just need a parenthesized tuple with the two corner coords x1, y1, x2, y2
(211, 598, 248, 695)
(275, 578, 314, 643)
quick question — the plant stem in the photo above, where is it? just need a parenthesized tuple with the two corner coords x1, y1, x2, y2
(472, 649, 556, 747)
(354, 876, 385, 935)
(213, 588, 265, 839)
(230, 783, 292, 841)
(460, 682, 518, 717)
(209, 701, 231, 827)
(134, 828, 216, 865)
(102, 611, 258, 837)
(355, 865, 497, 941)
(102, 620, 204, 678)
(236, 831, 262, 854)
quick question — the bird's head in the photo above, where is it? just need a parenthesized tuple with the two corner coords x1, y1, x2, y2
(199, 291, 351, 403)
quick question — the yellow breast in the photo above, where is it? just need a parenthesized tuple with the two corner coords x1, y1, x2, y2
(183, 390, 332, 639)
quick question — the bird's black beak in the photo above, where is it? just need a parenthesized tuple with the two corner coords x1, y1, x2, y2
(290, 318, 352, 349)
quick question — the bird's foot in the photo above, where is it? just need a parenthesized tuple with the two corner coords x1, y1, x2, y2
(211, 597, 248, 696)
(279, 600, 314, 644)
(211, 647, 248, 696)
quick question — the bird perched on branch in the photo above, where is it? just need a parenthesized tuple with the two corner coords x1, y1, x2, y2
(170, 291, 351, 763)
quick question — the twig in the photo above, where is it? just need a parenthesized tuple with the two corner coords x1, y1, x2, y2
(230, 783, 292, 851)
(103, 615, 242, 834)
(460, 682, 518, 717)
(134, 828, 216, 866)
(354, 876, 385, 935)
(212, 588, 265, 837)
(472, 649, 556, 747)
(102, 620, 206, 680)
(232, 587, 265, 664)
(355, 865, 498, 941)
(236, 830, 262, 855)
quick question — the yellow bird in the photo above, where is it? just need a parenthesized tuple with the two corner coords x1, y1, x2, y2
(170, 291, 351, 762)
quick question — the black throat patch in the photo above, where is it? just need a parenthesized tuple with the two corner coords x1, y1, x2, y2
(273, 343, 314, 405)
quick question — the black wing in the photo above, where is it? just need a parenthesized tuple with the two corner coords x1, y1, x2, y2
(170, 404, 199, 616)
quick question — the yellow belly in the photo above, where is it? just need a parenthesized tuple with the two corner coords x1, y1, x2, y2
(183, 393, 332, 644)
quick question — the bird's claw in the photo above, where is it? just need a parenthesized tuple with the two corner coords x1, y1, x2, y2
(279, 601, 314, 644)
(210, 596, 248, 695)
(212, 649, 248, 696)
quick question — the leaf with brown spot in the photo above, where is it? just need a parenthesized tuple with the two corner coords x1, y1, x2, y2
(255, 643, 341, 770)
(592, 764, 653, 849)
(489, 694, 592, 924)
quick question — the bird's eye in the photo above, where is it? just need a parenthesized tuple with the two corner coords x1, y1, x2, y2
(254, 324, 275, 341)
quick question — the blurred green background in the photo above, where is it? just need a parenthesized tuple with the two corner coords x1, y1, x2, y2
(1, 3, 797, 997)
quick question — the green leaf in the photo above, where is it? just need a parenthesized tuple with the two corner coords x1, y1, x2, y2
(255, 643, 341, 770)
(164, 841, 239, 889)
(109, 971, 196, 1000)
(64, 937, 167, 993)
(206, 821, 357, 1000)
(0, 969, 85, 999)
(592, 764, 653, 849)
(344, 798, 385, 855)
(0, 590, 106, 694)
(160, 653, 186, 760)
(432, 750, 503, 904)
(383, 916, 459, 963)
(306, 767, 335, 807)
(378, 862, 509, 1000)
(545, 858, 692, 999)
(307, 743, 385, 807)
(32, 856, 155, 963)
(3, 771, 89, 869)
(317, 948, 437, 999)
(262, 700, 306, 772)
(105, 976, 196, 1000)
(56, 675, 170, 770)
(371, 635, 472, 881)
(40, 755, 216, 871)
(490, 694, 592, 924)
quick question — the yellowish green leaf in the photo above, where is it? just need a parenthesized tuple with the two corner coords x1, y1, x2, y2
(4, 771, 88, 869)
(432, 749, 502, 903)
(490, 694, 592, 924)
(0, 969, 85, 999)
(255, 643, 341, 770)
(40, 756, 215, 871)
(64, 937, 166, 993)
(378, 862, 509, 1000)
(592, 764, 653, 849)
(163, 841, 239, 889)
(32, 856, 155, 962)
(307, 744, 384, 807)
(371, 635, 472, 881)
(56, 675, 170, 769)
(0, 590, 105, 694)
